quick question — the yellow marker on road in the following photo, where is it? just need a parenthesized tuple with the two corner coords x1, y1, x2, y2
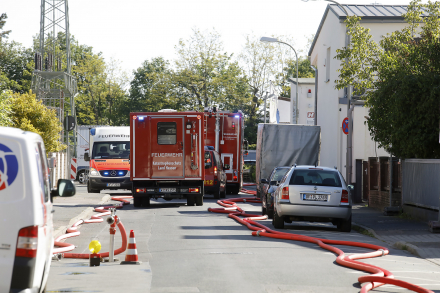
(89, 240, 101, 254)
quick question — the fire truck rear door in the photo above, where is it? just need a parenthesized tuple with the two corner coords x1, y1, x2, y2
(150, 117, 185, 178)
(221, 153, 233, 178)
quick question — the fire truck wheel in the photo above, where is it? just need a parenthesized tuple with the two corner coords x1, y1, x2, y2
(214, 187, 221, 199)
(231, 186, 240, 195)
(195, 195, 203, 206)
(142, 197, 150, 207)
(187, 195, 195, 206)
(133, 196, 142, 207)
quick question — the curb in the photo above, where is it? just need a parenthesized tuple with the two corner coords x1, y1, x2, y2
(393, 241, 422, 258)
(352, 222, 431, 262)
(352, 222, 382, 240)
(53, 194, 112, 240)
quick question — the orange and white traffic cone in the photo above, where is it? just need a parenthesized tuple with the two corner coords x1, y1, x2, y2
(120, 230, 141, 265)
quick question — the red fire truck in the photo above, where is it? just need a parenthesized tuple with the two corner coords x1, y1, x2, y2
(130, 110, 205, 207)
(204, 109, 245, 194)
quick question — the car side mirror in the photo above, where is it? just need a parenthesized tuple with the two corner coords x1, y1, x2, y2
(270, 180, 278, 186)
(347, 185, 354, 191)
(84, 152, 90, 162)
(260, 178, 268, 184)
(51, 179, 76, 201)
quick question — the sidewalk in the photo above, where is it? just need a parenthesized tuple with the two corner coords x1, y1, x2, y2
(352, 203, 440, 266)
(51, 183, 112, 240)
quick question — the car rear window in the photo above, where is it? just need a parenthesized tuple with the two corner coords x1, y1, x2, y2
(289, 169, 342, 187)
(157, 122, 177, 145)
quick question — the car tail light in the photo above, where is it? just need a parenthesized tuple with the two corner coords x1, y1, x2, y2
(281, 187, 289, 200)
(189, 188, 199, 193)
(214, 166, 217, 175)
(341, 190, 349, 203)
(136, 188, 146, 193)
(16, 226, 38, 258)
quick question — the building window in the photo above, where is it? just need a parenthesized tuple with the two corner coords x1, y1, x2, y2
(326, 47, 331, 82)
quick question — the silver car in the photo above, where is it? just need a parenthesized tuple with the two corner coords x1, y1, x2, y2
(273, 165, 352, 232)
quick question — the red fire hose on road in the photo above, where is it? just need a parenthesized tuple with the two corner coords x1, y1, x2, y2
(53, 195, 132, 258)
(208, 197, 434, 293)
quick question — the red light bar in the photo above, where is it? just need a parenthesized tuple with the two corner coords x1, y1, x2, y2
(189, 188, 199, 193)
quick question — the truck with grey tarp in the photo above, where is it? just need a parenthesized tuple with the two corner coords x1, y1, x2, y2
(256, 124, 321, 198)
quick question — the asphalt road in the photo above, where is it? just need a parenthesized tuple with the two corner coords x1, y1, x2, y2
(46, 186, 440, 293)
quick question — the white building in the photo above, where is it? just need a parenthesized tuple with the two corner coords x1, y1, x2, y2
(308, 4, 414, 182)
(269, 78, 315, 125)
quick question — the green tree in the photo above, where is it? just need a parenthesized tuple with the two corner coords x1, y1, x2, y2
(276, 57, 315, 98)
(0, 13, 11, 42)
(129, 57, 179, 114)
(239, 34, 290, 143)
(0, 91, 12, 126)
(335, 0, 440, 158)
(9, 91, 65, 153)
(0, 41, 33, 93)
(174, 28, 251, 113)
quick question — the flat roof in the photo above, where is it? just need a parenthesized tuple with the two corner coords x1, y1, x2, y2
(288, 78, 315, 84)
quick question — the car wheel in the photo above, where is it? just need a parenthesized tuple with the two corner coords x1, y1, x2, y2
(272, 209, 284, 229)
(187, 195, 195, 206)
(267, 197, 274, 219)
(87, 181, 99, 193)
(220, 184, 226, 198)
(214, 186, 221, 199)
(261, 195, 267, 215)
(338, 215, 352, 232)
(195, 194, 203, 206)
(142, 197, 150, 207)
(77, 170, 86, 184)
(133, 196, 142, 207)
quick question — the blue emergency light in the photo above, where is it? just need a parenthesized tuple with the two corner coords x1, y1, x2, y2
(90, 128, 96, 136)
(103, 171, 109, 176)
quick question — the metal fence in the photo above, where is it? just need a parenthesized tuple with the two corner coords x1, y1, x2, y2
(402, 159, 440, 211)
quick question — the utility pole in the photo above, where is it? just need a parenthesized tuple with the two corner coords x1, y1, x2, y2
(32, 0, 78, 179)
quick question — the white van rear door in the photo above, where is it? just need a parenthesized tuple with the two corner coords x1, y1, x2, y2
(0, 137, 25, 292)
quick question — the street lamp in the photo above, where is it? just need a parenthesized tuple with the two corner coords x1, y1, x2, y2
(260, 37, 298, 125)
(302, 0, 354, 185)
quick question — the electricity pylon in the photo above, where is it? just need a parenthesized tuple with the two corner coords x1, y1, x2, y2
(32, 0, 78, 178)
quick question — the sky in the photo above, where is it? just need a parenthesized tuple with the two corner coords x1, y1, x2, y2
(2, 0, 428, 76)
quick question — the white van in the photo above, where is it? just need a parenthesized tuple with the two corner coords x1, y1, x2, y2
(84, 126, 131, 193)
(0, 127, 75, 293)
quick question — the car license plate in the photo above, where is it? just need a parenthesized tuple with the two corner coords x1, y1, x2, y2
(302, 193, 328, 201)
(159, 188, 176, 193)
(107, 183, 121, 187)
